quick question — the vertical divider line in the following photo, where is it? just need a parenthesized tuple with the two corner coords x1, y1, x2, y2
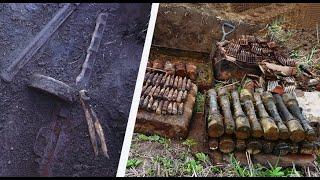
(116, 3, 159, 177)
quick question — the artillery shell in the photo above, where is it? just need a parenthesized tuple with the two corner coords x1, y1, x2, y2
(172, 102, 177, 115)
(147, 97, 154, 111)
(290, 143, 299, 154)
(169, 75, 175, 87)
(141, 83, 148, 95)
(261, 140, 274, 154)
(163, 87, 170, 100)
(176, 90, 183, 103)
(207, 89, 224, 138)
(253, 93, 279, 141)
(231, 90, 251, 139)
(152, 73, 159, 85)
(155, 73, 163, 86)
(236, 139, 246, 151)
(144, 85, 153, 97)
(148, 85, 157, 97)
(167, 88, 174, 101)
(282, 93, 317, 141)
(175, 62, 186, 77)
(182, 77, 187, 91)
(172, 89, 178, 101)
(160, 73, 168, 86)
(186, 79, 192, 91)
(240, 89, 263, 138)
(273, 94, 305, 143)
(246, 139, 262, 155)
(273, 141, 290, 156)
(142, 96, 149, 109)
(209, 138, 219, 150)
(152, 100, 159, 111)
(167, 102, 173, 114)
(173, 76, 179, 89)
(182, 90, 188, 101)
(159, 87, 166, 99)
(218, 88, 235, 135)
(146, 73, 154, 84)
(162, 101, 169, 115)
(152, 59, 164, 70)
(164, 75, 171, 87)
(186, 63, 197, 80)
(219, 136, 235, 153)
(261, 91, 290, 140)
(178, 102, 184, 115)
(139, 96, 144, 108)
(156, 100, 163, 115)
(164, 61, 175, 75)
(177, 77, 183, 90)
(153, 86, 161, 98)
(300, 141, 316, 155)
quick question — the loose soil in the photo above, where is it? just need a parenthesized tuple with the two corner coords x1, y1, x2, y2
(0, 3, 151, 176)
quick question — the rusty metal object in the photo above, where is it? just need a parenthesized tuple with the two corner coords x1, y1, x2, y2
(207, 89, 224, 138)
(236, 139, 247, 151)
(261, 140, 274, 154)
(261, 91, 290, 140)
(76, 12, 108, 89)
(231, 90, 251, 139)
(273, 94, 305, 142)
(175, 62, 186, 77)
(246, 139, 262, 155)
(273, 141, 290, 156)
(178, 102, 184, 115)
(177, 77, 183, 90)
(282, 93, 317, 141)
(152, 59, 164, 70)
(253, 92, 279, 140)
(209, 138, 219, 150)
(217, 87, 235, 135)
(1, 3, 79, 82)
(28, 74, 75, 103)
(79, 90, 109, 158)
(240, 89, 263, 138)
(186, 63, 197, 80)
(164, 61, 175, 75)
(219, 136, 235, 153)
(267, 80, 284, 94)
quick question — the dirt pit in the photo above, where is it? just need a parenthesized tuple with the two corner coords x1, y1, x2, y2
(0, 3, 151, 176)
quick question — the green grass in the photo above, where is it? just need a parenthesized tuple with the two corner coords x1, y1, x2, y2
(182, 138, 198, 150)
(267, 18, 292, 44)
(137, 133, 170, 148)
(229, 154, 302, 177)
(127, 158, 143, 168)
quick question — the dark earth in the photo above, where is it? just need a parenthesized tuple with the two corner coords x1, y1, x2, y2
(0, 3, 151, 176)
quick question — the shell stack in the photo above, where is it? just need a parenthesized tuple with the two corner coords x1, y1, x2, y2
(207, 87, 320, 156)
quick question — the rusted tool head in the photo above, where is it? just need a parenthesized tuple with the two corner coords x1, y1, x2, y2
(28, 74, 75, 103)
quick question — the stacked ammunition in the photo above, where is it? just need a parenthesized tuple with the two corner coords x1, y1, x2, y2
(207, 88, 319, 156)
(139, 71, 193, 115)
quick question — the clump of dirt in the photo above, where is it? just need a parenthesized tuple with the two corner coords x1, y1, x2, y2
(0, 3, 151, 176)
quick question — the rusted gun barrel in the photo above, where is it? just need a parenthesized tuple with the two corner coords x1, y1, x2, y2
(207, 89, 224, 137)
(240, 89, 263, 138)
(273, 94, 305, 142)
(261, 92, 290, 140)
(217, 87, 235, 135)
(282, 93, 317, 141)
(253, 93, 279, 140)
(231, 90, 251, 139)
